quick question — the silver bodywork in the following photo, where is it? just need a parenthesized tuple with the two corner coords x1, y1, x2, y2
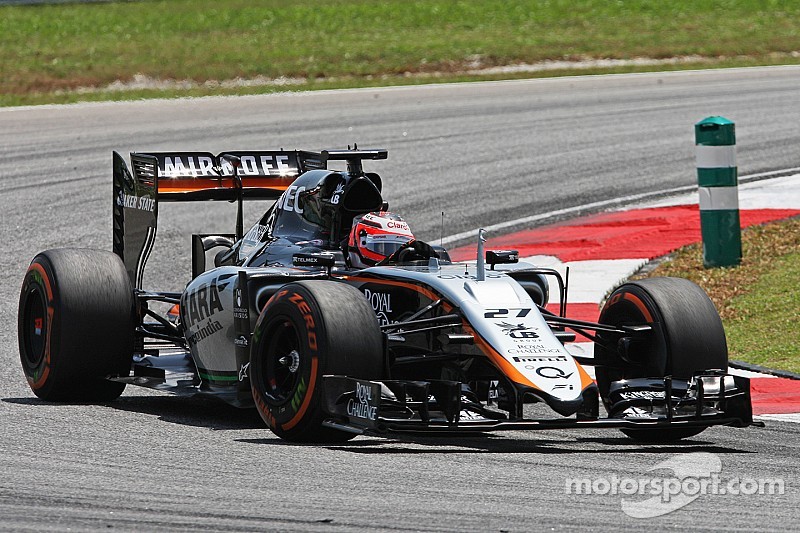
(181, 260, 589, 407)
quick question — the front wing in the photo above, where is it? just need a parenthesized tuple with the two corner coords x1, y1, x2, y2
(319, 372, 757, 435)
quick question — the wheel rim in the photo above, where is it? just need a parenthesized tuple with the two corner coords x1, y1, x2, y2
(262, 318, 303, 403)
(599, 298, 665, 380)
(21, 286, 48, 370)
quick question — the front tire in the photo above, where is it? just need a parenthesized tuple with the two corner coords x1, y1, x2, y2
(250, 281, 384, 442)
(18, 249, 135, 402)
(595, 277, 728, 442)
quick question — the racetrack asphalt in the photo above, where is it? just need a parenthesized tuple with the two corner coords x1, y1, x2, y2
(1, 67, 800, 531)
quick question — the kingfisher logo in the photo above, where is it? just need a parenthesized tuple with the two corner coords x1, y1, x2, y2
(330, 182, 345, 205)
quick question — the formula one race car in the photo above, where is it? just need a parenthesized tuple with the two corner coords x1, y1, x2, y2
(18, 148, 758, 443)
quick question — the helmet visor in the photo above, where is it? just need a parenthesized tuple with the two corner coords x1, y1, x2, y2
(362, 234, 413, 257)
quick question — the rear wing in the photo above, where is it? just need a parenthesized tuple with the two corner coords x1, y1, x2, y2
(112, 150, 327, 288)
(131, 150, 326, 201)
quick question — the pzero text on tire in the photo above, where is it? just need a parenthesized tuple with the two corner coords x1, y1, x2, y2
(250, 280, 384, 442)
(595, 277, 728, 442)
(18, 248, 135, 402)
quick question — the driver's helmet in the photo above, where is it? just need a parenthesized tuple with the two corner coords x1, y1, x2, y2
(348, 211, 415, 268)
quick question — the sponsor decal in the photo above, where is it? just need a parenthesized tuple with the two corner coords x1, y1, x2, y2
(290, 377, 307, 412)
(34, 317, 43, 336)
(619, 390, 666, 401)
(552, 383, 575, 392)
(621, 407, 654, 418)
(330, 182, 345, 205)
(534, 366, 574, 380)
(288, 293, 317, 351)
(293, 253, 335, 267)
(234, 335, 249, 348)
(162, 155, 215, 177)
(116, 191, 155, 212)
(186, 319, 223, 347)
(488, 380, 500, 403)
(184, 274, 233, 327)
(386, 220, 410, 232)
(509, 347, 562, 354)
(458, 410, 485, 421)
(363, 288, 393, 326)
(233, 288, 249, 320)
(512, 355, 568, 362)
(278, 185, 306, 214)
(440, 273, 506, 280)
(495, 321, 539, 339)
(158, 154, 300, 178)
(238, 362, 250, 381)
(243, 224, 268, 245)
(347, 381, 378, 421)
(221, 154, 296, 177)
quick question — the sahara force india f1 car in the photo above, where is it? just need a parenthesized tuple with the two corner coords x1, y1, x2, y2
(18, 148, 758, 443)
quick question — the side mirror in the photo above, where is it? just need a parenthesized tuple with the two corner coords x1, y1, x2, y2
(486, 250, 519, 269)
(192, 234, 235, 278)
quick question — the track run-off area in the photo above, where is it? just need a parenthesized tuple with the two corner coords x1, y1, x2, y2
(1, 67, 799, 531)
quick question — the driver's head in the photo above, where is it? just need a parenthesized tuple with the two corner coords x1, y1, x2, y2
(348, 211, 414, 268)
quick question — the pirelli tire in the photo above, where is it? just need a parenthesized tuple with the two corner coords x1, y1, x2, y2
(18, 249, 135, 402)
(595, 277, 728, 443)
(250, 280, 385, 442)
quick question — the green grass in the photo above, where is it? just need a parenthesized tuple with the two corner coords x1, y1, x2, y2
(724, 252, 800, 373)
(635, 218, 800, 374)
(3, 0, 800, 106)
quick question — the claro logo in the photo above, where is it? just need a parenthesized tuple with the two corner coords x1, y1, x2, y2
(183, 274, 234, 330)
(386, 221, 409, 231)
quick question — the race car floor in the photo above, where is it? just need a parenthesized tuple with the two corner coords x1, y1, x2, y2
(451, 174, 800, 420)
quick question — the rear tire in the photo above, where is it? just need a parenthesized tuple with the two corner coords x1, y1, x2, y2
(595, 277, 728, 442)
(18, 249, 135, 402)
(250, 281, 384, 442)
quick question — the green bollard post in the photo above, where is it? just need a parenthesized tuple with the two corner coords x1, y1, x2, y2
(695, 116, 742, 268)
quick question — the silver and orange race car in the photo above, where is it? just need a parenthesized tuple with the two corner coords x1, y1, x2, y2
(18, 148, 757, 443)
